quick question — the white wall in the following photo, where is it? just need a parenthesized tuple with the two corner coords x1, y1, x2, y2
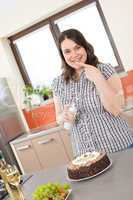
(0, 0, 78, 37)
(99, 0, 133, 71)
(0, 0, 132, 126)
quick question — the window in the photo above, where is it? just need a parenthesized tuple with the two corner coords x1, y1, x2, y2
(14, 25, 61, 87)
(55, 2, 117, 66)
(9, 0, 124, 87)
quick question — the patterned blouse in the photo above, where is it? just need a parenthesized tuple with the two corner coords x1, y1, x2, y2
(52, 63, 133, 156)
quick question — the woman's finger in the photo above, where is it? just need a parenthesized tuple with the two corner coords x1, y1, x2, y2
(75, 61, 89, 68)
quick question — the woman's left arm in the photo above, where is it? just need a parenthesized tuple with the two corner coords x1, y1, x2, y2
(94, 73, 125, 116)
(76, 62, 125, 116)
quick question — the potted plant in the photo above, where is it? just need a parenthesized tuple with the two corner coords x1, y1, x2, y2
(39, 86, 53, 101)
(23, 85, 41, 110)
(23, 85, 55, 130)
(23, 85, 53, 110)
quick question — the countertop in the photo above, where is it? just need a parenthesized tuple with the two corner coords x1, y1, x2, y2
(16, 148, 133, 200)
(10, 124, 62, 145)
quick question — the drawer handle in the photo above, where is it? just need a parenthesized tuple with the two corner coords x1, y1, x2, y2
(17, 145, 31, 151)
(38, 138, 54, 145)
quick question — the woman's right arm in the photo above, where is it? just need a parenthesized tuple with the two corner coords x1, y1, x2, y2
(53, 95, 76, 126)
(53, 95, 64, 125)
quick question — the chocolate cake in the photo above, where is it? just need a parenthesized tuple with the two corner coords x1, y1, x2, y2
(67, 151, 110, 180)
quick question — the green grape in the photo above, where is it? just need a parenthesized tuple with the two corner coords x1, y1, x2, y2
(32, 182, 71, 200)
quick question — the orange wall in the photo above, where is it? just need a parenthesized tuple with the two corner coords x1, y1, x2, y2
(23, 102, 56, 130)
(120, 70, 133, 99)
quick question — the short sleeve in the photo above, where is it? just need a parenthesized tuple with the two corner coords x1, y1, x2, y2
(51, 76, 61, 97)
(98, 63, 116, 80)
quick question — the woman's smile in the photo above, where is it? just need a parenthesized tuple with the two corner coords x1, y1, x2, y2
(61, 38, 87, 70)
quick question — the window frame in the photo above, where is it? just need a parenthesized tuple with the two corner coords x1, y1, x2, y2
(8, 0, 124, 85)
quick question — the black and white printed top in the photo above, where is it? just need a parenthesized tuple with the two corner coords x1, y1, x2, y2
(52, 63, 133, 156)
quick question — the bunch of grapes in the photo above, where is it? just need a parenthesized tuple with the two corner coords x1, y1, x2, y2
(33, 182, 70, 200)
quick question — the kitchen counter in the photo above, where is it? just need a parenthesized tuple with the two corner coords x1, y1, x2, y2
(10, 125, 62, 145)
(11, 148, 133, 200)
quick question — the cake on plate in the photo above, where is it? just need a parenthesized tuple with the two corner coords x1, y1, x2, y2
(67, 151, 110, 180)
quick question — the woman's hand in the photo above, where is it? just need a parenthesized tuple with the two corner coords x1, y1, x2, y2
(76, 62, 102, 82)
(63, 105, 76, 124)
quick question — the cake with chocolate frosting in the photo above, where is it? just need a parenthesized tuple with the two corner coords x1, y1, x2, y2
(67, 151, 110, 180)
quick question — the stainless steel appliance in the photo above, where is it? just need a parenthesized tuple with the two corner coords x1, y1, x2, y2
(0, 78, 25, 166)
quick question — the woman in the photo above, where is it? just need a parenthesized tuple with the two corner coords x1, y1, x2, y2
(52, 29, 133, 156)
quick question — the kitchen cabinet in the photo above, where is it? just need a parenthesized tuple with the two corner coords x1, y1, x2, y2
(10, 127, 73, 174)
(32, 132, 69, 169)
(11, 140, 41, 173)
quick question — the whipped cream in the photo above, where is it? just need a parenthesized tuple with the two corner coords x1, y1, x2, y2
(72, 152, 100, 165)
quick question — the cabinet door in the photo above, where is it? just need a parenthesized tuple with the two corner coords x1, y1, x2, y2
(11, 140, 41, 173)
(59, 130, 73, 160)
(32, 132, 69, 169)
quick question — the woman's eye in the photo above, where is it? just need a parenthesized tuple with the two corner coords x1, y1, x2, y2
(75, 46, 81, 50)
(64, 50, 70, 54)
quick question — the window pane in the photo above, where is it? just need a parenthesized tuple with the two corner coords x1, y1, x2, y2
(14, 25, 62, 87)
(55, 2, 118, 67)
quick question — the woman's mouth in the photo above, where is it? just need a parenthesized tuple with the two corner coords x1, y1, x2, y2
(71, 57, 82, 63)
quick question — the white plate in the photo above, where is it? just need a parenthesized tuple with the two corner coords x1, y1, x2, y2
(65, 189, 72, 199)
(67, 160, 112, 182)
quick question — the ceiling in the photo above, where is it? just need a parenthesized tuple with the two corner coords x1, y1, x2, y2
(0, 0, 77, 38)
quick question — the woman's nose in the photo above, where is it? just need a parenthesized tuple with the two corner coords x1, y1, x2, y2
(70, 50, 78, 58)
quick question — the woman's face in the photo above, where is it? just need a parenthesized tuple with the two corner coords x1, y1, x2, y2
(61, 38, 87, 70)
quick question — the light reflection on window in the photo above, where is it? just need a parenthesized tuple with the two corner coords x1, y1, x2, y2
(14, 25, 62, 87)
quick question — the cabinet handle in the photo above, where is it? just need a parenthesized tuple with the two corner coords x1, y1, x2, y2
(17, 145, 31, 151)
(38, 138, 54, 145)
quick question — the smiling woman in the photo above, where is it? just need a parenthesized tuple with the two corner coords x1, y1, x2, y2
(58, 29, 99, 82)
(61, 39, 87, 76)
(52, 28, 133, 157)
